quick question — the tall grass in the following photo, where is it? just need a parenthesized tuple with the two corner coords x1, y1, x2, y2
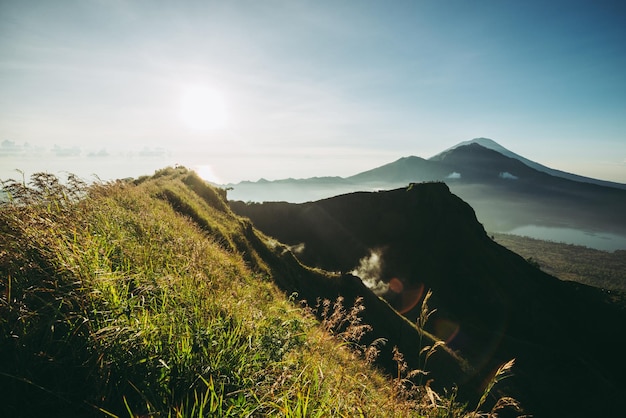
(0, 168, 519, 417)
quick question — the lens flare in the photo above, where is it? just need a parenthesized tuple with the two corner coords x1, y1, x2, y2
(433, 318, 460, 344)
(388, 277, 404, 294)
(389, 278, 424, 315)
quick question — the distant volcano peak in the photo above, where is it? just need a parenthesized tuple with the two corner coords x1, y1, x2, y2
(468, 137, 500, 145)
(430, 138, 508, 160)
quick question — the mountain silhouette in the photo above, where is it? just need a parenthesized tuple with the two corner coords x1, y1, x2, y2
(226, 139, 626, 237)
(230, 182, 626, 417)
(433, 137, 626, 190)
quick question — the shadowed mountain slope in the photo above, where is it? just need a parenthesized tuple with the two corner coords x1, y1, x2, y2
(231, 183, 626, 417)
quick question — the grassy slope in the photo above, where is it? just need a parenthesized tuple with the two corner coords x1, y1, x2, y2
(0, 167, 488, 417)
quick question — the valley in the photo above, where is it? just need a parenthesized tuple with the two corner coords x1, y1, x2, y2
(493, 233, 626, 293)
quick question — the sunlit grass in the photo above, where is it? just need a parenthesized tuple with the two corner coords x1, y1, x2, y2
(0, 167, 516, 417)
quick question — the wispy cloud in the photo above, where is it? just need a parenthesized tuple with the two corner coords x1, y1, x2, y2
(138, 147, 170, 158)
(87, 148, 110, 158)
(0, 140, 25, 157)
(52, 145, 81, 158)
(499, 171, 519, 180)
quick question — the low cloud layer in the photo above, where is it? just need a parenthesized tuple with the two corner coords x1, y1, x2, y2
(1, 140, 173, 161)
(0, 140, 44, 158)
(351, 249, 388, 295)
(53, 145, 81, 157)
(0, 140, 23, 157)
(138, 146, 170, 158)
(87, 149, 110, 158)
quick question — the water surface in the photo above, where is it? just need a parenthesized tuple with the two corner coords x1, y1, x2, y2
(506, 225, 626, 252)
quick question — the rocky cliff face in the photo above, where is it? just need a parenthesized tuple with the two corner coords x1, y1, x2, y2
(231, 182, 626, 417)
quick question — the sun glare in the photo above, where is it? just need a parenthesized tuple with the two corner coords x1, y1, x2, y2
(179, 84, 230, 131)
(195, 164, 222, 184)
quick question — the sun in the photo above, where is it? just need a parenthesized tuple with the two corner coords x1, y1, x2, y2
(179, 84, 230, 131)
(195, 164, 222, 184)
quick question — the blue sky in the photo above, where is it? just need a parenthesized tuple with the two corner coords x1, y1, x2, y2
(1, 0, 625, 184)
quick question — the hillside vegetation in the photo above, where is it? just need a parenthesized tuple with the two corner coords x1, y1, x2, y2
(0, 168, 510, 417)
(492, 233, 626, 293)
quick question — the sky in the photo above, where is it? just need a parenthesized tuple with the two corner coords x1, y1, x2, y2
(1, 0, 625, 185)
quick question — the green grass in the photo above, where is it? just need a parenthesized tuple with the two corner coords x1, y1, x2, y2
(1, 167, 513, 417)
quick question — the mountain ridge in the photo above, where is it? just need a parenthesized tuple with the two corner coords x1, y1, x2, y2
(230, 182, 626, 417)
(227, 138, 626, 191)
(225, 139, 626, 243)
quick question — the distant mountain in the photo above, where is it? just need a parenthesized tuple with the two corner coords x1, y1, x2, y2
(230, 183, 626, 417)
(348, 142, 554, 185)
(431, 137, 515, 160)
(226, 139, 626, 241)
(427, 143, 626, 234)
(433, 137, 626, 190)
(346, 155, 448, 184)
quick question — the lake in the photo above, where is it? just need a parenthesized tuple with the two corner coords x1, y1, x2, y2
(505, 225, 626, 252)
